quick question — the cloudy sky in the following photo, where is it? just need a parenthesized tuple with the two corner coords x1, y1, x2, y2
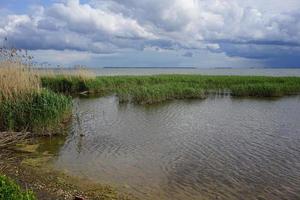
(0, 0, 300, 68)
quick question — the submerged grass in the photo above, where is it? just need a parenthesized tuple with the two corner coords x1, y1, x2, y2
(42, 75, 300, 104)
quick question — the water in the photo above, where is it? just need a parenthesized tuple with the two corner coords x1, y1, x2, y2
(91, 68, 300, 77)
(47, 96, 300, 200)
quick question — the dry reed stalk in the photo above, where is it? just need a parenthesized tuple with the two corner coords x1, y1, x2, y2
(0, 132, 30, 148)
(71, 68, 96, 80)
(0, 61, 40, 101)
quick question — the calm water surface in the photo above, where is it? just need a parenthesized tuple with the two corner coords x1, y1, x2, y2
(92, 68, 300, 77)
(43, 96, 300, 200)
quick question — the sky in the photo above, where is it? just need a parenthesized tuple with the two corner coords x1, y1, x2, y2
(0, 0, 300, 68)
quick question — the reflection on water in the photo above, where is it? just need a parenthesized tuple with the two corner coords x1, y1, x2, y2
(47, 96, 300, 200)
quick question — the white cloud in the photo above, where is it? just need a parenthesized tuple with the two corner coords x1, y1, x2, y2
(31, 49, 93, 65)
(0, 0, 300, 67)
(47, 0, 156, 39)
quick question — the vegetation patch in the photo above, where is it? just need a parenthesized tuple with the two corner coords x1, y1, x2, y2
(40, 75, 89, 94)
(0, 89, 72, 133)
(0, 61, 72, 134)
(42, 75, 300, 104)
(0, 174, 36, 200)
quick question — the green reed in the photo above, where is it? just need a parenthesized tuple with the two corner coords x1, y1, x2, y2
(0, 90, 72, 133)
(41, 75, 300, 104)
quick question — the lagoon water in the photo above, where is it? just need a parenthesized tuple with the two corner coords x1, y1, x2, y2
(41, 95, 300, 200)
(91, 68, 300, 77)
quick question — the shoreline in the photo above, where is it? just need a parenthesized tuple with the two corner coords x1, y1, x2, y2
(0, 146, 137, 200)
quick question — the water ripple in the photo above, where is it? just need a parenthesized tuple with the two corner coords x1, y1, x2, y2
(52, 96, 300, 200)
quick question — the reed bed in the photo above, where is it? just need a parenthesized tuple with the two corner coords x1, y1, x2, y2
(0, 61, 40, 102)
(37, 68, 96, 94)
(0, 90, 72, 133)
(0, 61, 72, 133)
(42, 75, 300, 104)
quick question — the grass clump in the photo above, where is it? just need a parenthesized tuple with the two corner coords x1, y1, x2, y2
(37, 68, 96, 94)
(0, 90, 72, 133)
(120, 83, 206, 104)
(41, 75, 88, 94)
(230, 83, 282, 97)
(0, 175, 36, 200)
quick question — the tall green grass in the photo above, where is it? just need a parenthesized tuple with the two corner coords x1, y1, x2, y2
(42, 75, 300, 104)
(0, 175, 36, 200)
(40, 75, 88, 94)
(0, 90, 72, 133)
(117, 83, 206, 104)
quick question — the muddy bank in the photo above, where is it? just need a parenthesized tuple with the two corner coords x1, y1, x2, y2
(0, 145, 137, 200)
